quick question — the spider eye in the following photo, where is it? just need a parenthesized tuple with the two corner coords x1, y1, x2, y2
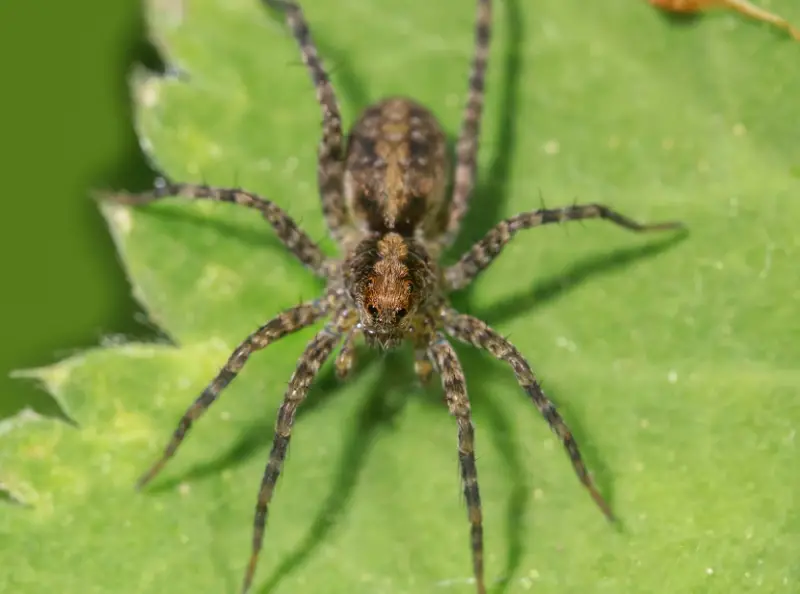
(396, 308, 407, 319)
(367, 304, 379, 317)
(406, 282, 414, 294)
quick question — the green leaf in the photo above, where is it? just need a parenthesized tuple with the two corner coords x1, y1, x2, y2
(3, 1, 799, 593)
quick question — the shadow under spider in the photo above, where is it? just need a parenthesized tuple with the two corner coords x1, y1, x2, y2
(476, 232, 688, 328)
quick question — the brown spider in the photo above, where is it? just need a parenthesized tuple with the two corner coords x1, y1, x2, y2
(105, 0, 682, 592)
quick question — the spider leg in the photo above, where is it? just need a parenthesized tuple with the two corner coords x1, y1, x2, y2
(135, 297, 331, 490)
(442, 309, 615, 521)
(414, 346, 434, 386)
(100, 180, 331, 277)
(242, 318, 345, 594)
(445, 203, 683, 290)
(334, 327, 357, 379)
(265, 0, 350, 241)
(442, 0, 493, 248)
(427, 333, 486, 594)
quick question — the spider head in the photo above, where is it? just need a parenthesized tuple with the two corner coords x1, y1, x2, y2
(347, 233, 434, 350)
(357, 273, 415, 350)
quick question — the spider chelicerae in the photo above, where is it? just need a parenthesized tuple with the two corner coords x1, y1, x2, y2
(105, 0, 682, 592)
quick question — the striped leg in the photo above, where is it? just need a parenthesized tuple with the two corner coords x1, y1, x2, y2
(101, 180, 331, 277)
(427, 333, 486, 594)
(442, 0, 493, 248)
(414, 346, 434, 385)
(334, 327, 357, 379)
(446, 203, 683, 290)
(442, 309, 615, 521)
(266, 0, 350, 241)
(242, 320, 344, 593)
(135, 298, 330, 490)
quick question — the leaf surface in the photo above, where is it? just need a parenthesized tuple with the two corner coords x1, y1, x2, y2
(3, 1, 799, 593)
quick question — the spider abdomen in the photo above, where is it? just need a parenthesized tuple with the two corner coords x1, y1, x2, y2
(343, 96, 450, 238)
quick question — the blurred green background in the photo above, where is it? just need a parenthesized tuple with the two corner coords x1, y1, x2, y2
(0, 0, 158, 418)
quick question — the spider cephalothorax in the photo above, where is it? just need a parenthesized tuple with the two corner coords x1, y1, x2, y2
(346, 232, 437, 349)
(106, 1, 682, 592)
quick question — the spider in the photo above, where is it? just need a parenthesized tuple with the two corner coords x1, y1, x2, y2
(105, 0, 682, 592)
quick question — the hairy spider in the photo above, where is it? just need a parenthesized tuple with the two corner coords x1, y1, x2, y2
(105, 0, 682, 592)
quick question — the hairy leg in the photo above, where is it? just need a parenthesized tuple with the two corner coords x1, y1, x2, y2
(136, 298, 331, 490)
(446, 203, 683, 290)
(334, 327, 357, 379)
(442, 309, 614, 521)
(442, 0, 493, 248)
(413, 317, 436, 385)
(427, 333, 486, 594)
(101, 180, 331, 277)
(266, 0, 350, 241)
(414, 347, 434, 385)
(242, 319, 344, 593)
